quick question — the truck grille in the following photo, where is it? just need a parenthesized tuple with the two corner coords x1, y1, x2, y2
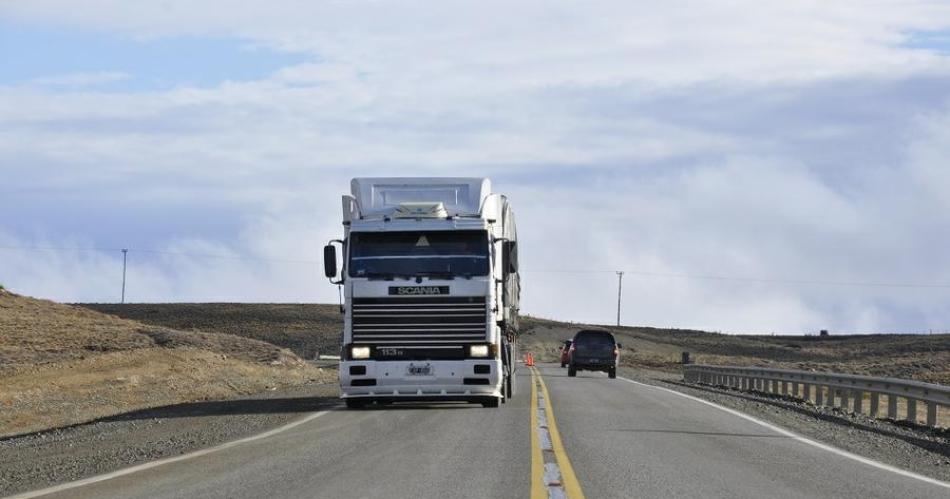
(351, 296, 487, 346)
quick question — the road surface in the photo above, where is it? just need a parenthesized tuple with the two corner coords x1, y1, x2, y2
(13, 364, 949, 499)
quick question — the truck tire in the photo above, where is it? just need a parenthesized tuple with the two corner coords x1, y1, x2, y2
(506, 371, 515, 399)
(345, 399, 367, 409)
(568, 365, 577, 377)
(481, 397, 500, 408)
(608, 368, 617, 379)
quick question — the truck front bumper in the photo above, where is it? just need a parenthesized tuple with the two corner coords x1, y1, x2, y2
(340, 359, 502, 399)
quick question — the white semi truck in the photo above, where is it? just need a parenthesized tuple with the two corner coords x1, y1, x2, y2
(323, 178, 520, 408)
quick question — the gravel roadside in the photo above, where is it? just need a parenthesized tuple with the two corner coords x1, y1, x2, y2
(619, 367, 950, 483)
(0, 382, 340, 497)
(4, 366, 947, 496)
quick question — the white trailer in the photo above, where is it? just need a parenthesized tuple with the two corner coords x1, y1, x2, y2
(323, 177, 520, 408)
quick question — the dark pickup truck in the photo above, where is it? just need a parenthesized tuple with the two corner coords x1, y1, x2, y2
(568, 329, 620, 379)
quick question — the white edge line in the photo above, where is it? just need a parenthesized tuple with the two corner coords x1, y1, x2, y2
(5, 409, 335, 499)
(618, 376, 950, 490)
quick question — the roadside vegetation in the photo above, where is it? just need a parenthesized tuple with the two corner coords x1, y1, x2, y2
(86, 303, 950, 386)
(9, 299, 943, 438)
(0, 292, 331, 438)
(518, 316, 950, 385)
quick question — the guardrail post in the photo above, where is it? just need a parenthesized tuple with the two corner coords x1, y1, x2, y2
(927, 403, 937, 427)
(791, 382, 799, 398)
(853, 391, 863, 414)
(907, 399, 917, 423)
(840, 389, 849, 412)
(803, 383, 811, 403)
(869, 393, 879, 417)
(815, 385, 824, 406)
(887, 395, 898, 419)
(829, 387, 837, 408)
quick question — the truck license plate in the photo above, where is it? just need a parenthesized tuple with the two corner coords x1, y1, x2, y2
(407, 364, 432, 376)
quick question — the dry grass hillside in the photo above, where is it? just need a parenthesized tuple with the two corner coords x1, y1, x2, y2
(83, 303, 343, 360)
(84, 303, 950, 386)
(0, 291, 329, 438)
(518, 316, 950, 385)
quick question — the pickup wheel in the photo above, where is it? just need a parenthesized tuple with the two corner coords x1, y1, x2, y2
(568, 366, 577, 377)
(608, 368, 617, 379)
(345, 399, 368, 409)
(481, 397, 500, 408)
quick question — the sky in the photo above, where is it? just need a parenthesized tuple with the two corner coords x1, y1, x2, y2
(2, 1, 950, 334)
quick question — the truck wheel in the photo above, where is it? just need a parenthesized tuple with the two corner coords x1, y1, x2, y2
(568, 366, 577, 377)
(481, 397, 500, 408)
(608, 368, 617, 379)
(345, 399, 367, 409)
(506, 372, 515, 399)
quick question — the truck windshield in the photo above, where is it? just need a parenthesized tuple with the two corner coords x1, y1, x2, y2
(349, 230, 490, 277)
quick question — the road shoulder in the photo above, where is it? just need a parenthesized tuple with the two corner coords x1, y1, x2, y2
(619, 367, 950, 483)
(0, 383, 339, 497)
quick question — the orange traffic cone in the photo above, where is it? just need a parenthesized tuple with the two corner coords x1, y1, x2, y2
(527, 353, 534, 367)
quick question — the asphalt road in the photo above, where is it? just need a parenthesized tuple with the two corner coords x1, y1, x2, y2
(16, 364, 949, 499)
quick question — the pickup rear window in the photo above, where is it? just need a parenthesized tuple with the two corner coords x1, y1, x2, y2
(573, 331, 615, 346)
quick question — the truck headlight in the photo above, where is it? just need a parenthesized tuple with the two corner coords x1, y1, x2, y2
(351, 346, 371, 360)
(469, 345, 490, 358)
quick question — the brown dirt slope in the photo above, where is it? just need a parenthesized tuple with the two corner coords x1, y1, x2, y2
(82, 303, 342, 360)
(0, 291, 328, 438)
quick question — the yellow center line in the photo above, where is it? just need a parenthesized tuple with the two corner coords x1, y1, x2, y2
(530, 365, 586, 499)
(530, 368, 546, 499)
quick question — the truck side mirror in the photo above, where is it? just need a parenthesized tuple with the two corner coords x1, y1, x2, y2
(502, 240, 518, 276)
(324, 244, 338, 278)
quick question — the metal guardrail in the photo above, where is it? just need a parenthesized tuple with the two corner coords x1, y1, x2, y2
(683, 364, 950, 427)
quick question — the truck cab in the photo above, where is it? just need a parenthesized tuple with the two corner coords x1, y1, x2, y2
(323, 178, 520, 408)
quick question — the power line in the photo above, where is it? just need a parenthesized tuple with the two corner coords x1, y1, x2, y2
(0, 245, 319, 265)
(4, 245, 950, 289)
(521, 269, 950, 289)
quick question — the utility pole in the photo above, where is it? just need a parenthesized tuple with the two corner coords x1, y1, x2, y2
(616, 271, 624, 326)
(121, 249, 128, 304)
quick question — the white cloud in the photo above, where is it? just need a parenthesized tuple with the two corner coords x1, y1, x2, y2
(30, 71, 131, 87)
(2, 1, 950, 332)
